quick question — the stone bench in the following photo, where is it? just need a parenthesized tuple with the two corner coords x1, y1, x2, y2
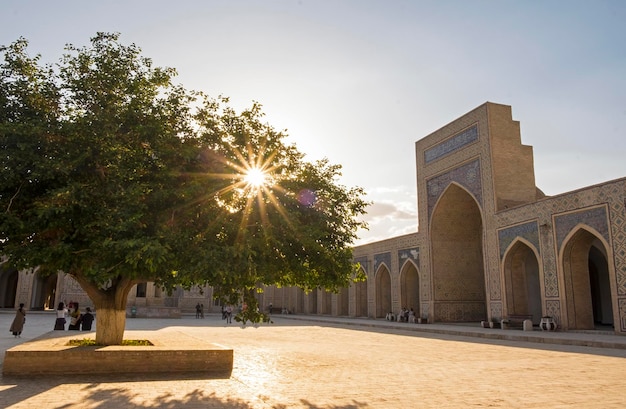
(501, 315, 533, 330)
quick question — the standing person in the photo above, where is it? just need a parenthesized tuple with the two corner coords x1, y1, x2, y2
(68, 302, 81, 330)
(54, 302, 68, 330)
(80, 307, 94, 331)
(10, 303, 26, 338)
(225, 305, 233, 324)
(195, 303, 201, 319)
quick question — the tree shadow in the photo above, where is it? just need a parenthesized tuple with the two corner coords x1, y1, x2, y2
(0, 373, 371, 408)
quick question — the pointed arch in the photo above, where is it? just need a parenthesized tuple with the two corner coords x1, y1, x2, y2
(560, 224, 614, 330)
(354, 266, 368, 317)
(337, 286, 349, 316)
(0, 265, 18, 308)
(375, 264, 392, 318)
(502, 237, 542, 325)
(30, 272, 58, 310)
(321, 290, 332, 315)
(430, 182, 486, 322)
(399, 259, 420, 317)
(306, 289, 318, 314)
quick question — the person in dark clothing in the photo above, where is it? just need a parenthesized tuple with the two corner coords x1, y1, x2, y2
(10, 303, 26, 337)
(81, 307, 94, 331)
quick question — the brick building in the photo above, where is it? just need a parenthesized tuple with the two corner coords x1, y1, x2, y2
(3, 102, 626, 334)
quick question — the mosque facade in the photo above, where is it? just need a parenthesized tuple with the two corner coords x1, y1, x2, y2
(2, 102, 626, 334)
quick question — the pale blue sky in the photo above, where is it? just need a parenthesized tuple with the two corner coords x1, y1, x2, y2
(2, 1, 625, 244)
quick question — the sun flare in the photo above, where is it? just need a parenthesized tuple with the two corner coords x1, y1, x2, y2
(244, 167, 267, 188)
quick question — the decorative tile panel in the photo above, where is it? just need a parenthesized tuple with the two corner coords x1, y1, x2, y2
(490, 301, 503, 321)
(427, 159, 483, 219)
(354, 256, 369, 274)
(554, 206, 609, 249)
(424, 125, 478, 163)
(619, 298, 626, 332)
(374, 252, 391, 273)
(497, 221, 540, 259)
(545, 299, 562, 326)
(398, 247, 419, 270)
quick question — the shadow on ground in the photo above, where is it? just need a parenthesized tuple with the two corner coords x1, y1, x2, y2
(0, 373, 371, 408)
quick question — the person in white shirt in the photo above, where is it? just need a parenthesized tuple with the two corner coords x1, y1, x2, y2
(54, 302, 68, 330)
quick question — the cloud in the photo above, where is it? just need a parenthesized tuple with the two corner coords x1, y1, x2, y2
(361, 201, 416, 222)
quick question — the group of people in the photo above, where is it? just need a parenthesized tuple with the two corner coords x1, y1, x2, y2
(195, 303, 205, 319)
(385, 307, 416, 323)
(54, 301, 94, 331)
(8, 300, 95, 338)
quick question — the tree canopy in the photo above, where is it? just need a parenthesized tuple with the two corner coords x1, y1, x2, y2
(0, 33, 368, 344)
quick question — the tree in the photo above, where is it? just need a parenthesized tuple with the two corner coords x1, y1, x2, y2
(0, 33, 368, 345)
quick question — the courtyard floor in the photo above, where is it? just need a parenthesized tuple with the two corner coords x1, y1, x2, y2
(1, 311, 626, 408)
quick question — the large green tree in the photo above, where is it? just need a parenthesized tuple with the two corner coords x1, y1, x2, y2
(0, 33, 368, 344)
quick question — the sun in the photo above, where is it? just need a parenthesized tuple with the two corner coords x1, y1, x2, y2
(244, 167, 267, 188)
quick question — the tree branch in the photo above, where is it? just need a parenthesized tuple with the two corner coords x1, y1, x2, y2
(5, 182, 23, 213)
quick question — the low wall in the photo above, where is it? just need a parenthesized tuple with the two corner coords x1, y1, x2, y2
(126, 306, 181, 318)
(3, 329, 232, 377)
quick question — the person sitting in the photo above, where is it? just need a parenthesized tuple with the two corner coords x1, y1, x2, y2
(81, 307, 94, 331)
(68, 302, 81, 330)
(408, 308, 416, 323)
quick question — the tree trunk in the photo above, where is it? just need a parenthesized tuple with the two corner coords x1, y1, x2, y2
(72, 273, 136, 346)
(94, 298, 128, 345)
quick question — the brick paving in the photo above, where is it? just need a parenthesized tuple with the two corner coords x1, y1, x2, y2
(2, 311, 626, 408)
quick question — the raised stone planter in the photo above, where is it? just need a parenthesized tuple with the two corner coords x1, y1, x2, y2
(2, 329, 233, 377)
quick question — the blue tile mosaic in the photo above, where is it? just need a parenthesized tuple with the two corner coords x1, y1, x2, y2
(398, 247, 419, 268)
(354, 256, 369, 273)
(424, 125, 478, 163)
(374, 252, 392, 272)
(555, 206, 609, 249)
(427, 159, 482, 218)
(498, 221, 540, 259)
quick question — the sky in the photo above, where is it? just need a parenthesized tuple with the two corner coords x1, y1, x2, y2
(2, 1, 625, 245)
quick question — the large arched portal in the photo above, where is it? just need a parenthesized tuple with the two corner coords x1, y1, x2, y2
(503, 240, 542, 325)
(0, 266, 18, 308)
(375, 265, 392, 318)
(562, 228, 613, 330)
(400, 260, 420, 316)
(431, 183, 486, 322)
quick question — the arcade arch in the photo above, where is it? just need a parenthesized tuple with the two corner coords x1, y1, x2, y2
(375, 264, 392, 318)
(30, 273, 58, 310)
(502, 239, 542, 325)
(0, 266, 18, 308)
(399, 260, 420, 316)
(321, 290, 332, 315)
(354, 267, 368, 317)
(337, 287, 349, 316)
(561, 226, 614, 330)
(430, 183, 486, 322)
